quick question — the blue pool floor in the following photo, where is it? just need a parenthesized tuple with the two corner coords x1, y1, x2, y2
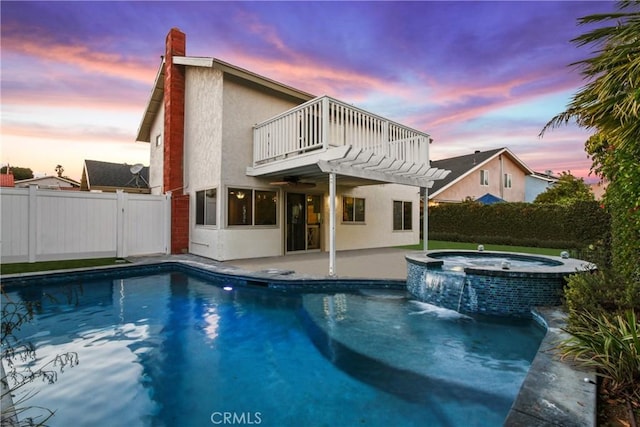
(3, 270, 545, 427)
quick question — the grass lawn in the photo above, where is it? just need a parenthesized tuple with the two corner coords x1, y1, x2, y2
(1, 258, 128, 275)
(1, 241, 565, 275)
(400, 240, 566, 257)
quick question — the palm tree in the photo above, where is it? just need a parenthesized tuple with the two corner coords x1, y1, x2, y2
(541, 1, 640, 284)
(540, 1, 640, 151)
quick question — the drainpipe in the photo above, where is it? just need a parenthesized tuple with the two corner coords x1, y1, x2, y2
(499, 154, 504, 199)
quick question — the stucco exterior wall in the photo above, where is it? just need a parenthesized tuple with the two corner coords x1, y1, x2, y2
(187, 71, 303, 260)
(148, 105, 165, 195)
(434, 155, 527, 203)
(220, 76, 302, 186)
(330, 183, 421, 250)
(184, 67, 224, 194)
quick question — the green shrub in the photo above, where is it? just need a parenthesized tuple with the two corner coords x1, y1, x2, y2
(564, 270, 633, 319)
(561, 309, 640, 403)
(428, 201, 610, 253)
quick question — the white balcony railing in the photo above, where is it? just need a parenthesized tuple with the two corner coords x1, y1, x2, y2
(253, 96, 430, 166)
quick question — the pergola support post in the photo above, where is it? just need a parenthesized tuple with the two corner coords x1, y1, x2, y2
(329, 172, 337, 276)
(423, 187, 428, 253)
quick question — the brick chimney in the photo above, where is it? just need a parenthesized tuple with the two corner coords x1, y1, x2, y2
(164, 28, 189, 254)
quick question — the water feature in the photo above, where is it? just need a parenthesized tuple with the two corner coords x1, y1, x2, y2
(406, 250, 593, 317)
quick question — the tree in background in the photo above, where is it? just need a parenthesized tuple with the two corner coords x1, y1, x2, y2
(0, 166, 33, 181)
(533, 172, 595, 206)
(55, 165, 64, 178)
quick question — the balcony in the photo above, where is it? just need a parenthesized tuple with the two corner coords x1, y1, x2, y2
(248, 96, 449, 187)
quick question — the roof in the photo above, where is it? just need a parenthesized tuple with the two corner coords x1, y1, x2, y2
(136, 56, 315, 143)
(15, 175, 80, 187)
(528, 171, 559, 183)
(475, 193, 505, 204)
(0, 174, 14, 187)
(428, 147, 534, 198)
(83, 160, 149, 190)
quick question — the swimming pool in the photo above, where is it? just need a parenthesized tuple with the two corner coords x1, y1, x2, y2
(2, 270, 544, 426)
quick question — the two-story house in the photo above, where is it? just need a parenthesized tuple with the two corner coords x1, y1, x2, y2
(428, 148, 536, 204)
(135, 28, 449, 274)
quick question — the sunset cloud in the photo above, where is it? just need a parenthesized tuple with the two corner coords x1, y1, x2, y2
(0, 1, 613, 181)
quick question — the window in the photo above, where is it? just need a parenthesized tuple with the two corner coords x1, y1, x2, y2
(343, 196, 365, 223)
(480, 170, 489, 186)
(228, 188, 277, 226)
(504, 173, 512, 189)
(195, 188, 216, 226)
(255, 190, 277, 225)
(393, 201, 412, 231)
(155, 134, 162, 147)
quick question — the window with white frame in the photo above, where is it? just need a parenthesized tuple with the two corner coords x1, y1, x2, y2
(504, 173, 512, 189)
(342, 196, 365, 223)
(393, 201, 412, 231)
(480, 170, 489, 186)
(196, 188, 217, 226)
(228, 188, 277, 226)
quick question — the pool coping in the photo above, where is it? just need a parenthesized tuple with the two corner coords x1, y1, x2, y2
(406, 249, 595, 277)
(1, 255, 596, 427)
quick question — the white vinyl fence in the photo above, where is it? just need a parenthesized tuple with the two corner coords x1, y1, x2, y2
(1, 186, 171, 263)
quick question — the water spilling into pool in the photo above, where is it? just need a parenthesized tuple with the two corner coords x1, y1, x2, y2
(2, 271, 544, 426)
(406, 250, 593, 317)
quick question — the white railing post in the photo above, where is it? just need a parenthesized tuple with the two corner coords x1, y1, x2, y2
(383, 121, 390, 157)
(322, 96, 330, 150)
(421, 136, 429, 164)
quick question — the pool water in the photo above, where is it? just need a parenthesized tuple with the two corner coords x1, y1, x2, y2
(2, 272, 544, 426)
(435, 255, 560, 269)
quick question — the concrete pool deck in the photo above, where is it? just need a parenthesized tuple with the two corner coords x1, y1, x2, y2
(223, 246, 410, 280)
(1, 248, 596, 426)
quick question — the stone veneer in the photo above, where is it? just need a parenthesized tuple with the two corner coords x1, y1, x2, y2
(406, 250, 593, 317)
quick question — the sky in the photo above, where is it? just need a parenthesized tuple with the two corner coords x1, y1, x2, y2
(1, 1, 615, 183)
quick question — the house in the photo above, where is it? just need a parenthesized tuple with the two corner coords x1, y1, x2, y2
(589, 180, 607, 200)
(15, 175, 80, 190)
(134, 28, 449, 273)
(81, 160, 150, 193)
(525, 171, 558, 202)
(428, 147, 539, 204)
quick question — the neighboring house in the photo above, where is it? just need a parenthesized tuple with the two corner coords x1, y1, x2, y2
(428, 148, 535, 204)
(525, 171, 558, 202)
(135, 28, 449, 269)
(589, 181, 607, 200)
(81, 160, 150, 193)
(15, 175, 80, 190)
(0, 173, 15, 187)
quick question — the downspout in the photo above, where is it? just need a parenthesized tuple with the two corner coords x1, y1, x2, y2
(499, 154, 504, 199)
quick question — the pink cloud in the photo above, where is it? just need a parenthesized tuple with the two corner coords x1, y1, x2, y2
(2, 32, 156, 84)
